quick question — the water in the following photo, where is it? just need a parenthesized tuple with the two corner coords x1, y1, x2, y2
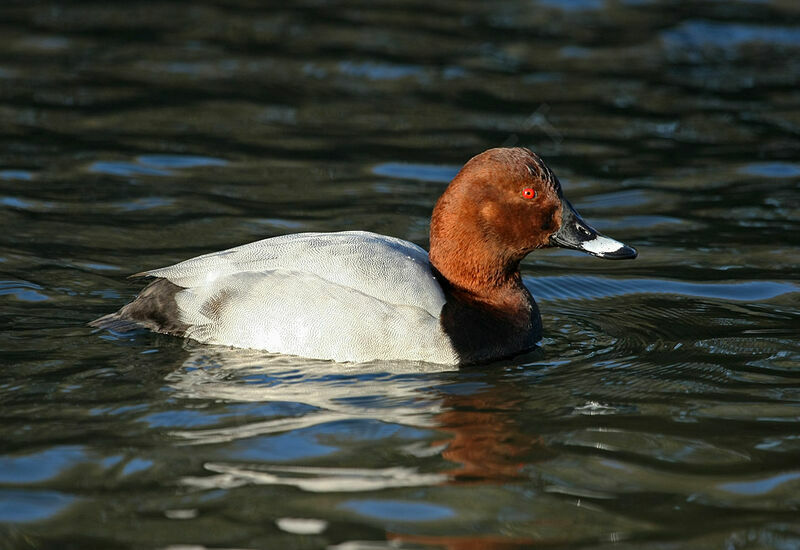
(1, 1, 799, 548)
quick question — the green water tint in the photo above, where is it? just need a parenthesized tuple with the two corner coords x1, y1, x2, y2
(1, 0, 799, 548)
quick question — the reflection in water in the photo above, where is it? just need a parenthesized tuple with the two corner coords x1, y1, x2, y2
(170, 349, 454, 498)
(165, 348, 651, 546)
(169, 348, 454, 431)
(171, 349, 464, 493)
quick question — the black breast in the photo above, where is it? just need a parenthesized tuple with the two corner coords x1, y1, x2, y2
(436, 278, 542, 364)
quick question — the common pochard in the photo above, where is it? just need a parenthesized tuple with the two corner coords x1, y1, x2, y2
(91, 147, 637, 364)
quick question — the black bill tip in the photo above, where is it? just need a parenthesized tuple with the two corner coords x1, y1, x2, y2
(550, 199, 638, 260)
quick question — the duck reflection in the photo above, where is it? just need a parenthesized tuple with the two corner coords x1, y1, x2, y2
(168, 346, 552, 548)
(435, 383, 548, 484)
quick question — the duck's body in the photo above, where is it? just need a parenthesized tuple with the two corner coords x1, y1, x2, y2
(92, 148, 636, 365)
(98, 232, 459, 363)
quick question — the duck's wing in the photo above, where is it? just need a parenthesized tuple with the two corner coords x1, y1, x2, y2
(175, 269, 456, 364)
(139, 231, 445, 317)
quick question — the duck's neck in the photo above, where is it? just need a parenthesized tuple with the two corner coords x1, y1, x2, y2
(429, 235, 533, 323)
(429, 208, 541, 363)
(429, 191, 533, 317)
(430, 240, 535, 322)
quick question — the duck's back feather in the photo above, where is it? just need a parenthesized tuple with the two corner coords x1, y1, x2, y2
(142, 231, 445, 317)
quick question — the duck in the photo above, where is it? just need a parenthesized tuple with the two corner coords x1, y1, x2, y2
(91, 147, 637, 364)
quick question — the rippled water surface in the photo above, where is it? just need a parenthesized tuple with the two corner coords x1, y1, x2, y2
(2, 1, 800, 548)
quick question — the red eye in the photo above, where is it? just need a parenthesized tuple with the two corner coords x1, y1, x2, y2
(522, 188, 537, 199)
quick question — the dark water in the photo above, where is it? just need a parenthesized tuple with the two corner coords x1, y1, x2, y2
(2, 1, 800, 548)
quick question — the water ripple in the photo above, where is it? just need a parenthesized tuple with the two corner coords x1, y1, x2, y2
(527, 276, 798, 302)
(0, 280, 50, 302)
(182, 463, 448, 493)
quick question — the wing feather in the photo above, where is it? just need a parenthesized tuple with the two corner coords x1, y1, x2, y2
(142, 231, 445, 316)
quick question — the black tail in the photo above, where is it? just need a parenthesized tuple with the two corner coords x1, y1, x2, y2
(89, 278, 189, 336)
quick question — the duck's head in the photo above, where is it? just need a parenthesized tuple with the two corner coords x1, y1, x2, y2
(430, 148, 636, 285)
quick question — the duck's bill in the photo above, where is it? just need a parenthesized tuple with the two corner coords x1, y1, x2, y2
(550, 200, 637, 260)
